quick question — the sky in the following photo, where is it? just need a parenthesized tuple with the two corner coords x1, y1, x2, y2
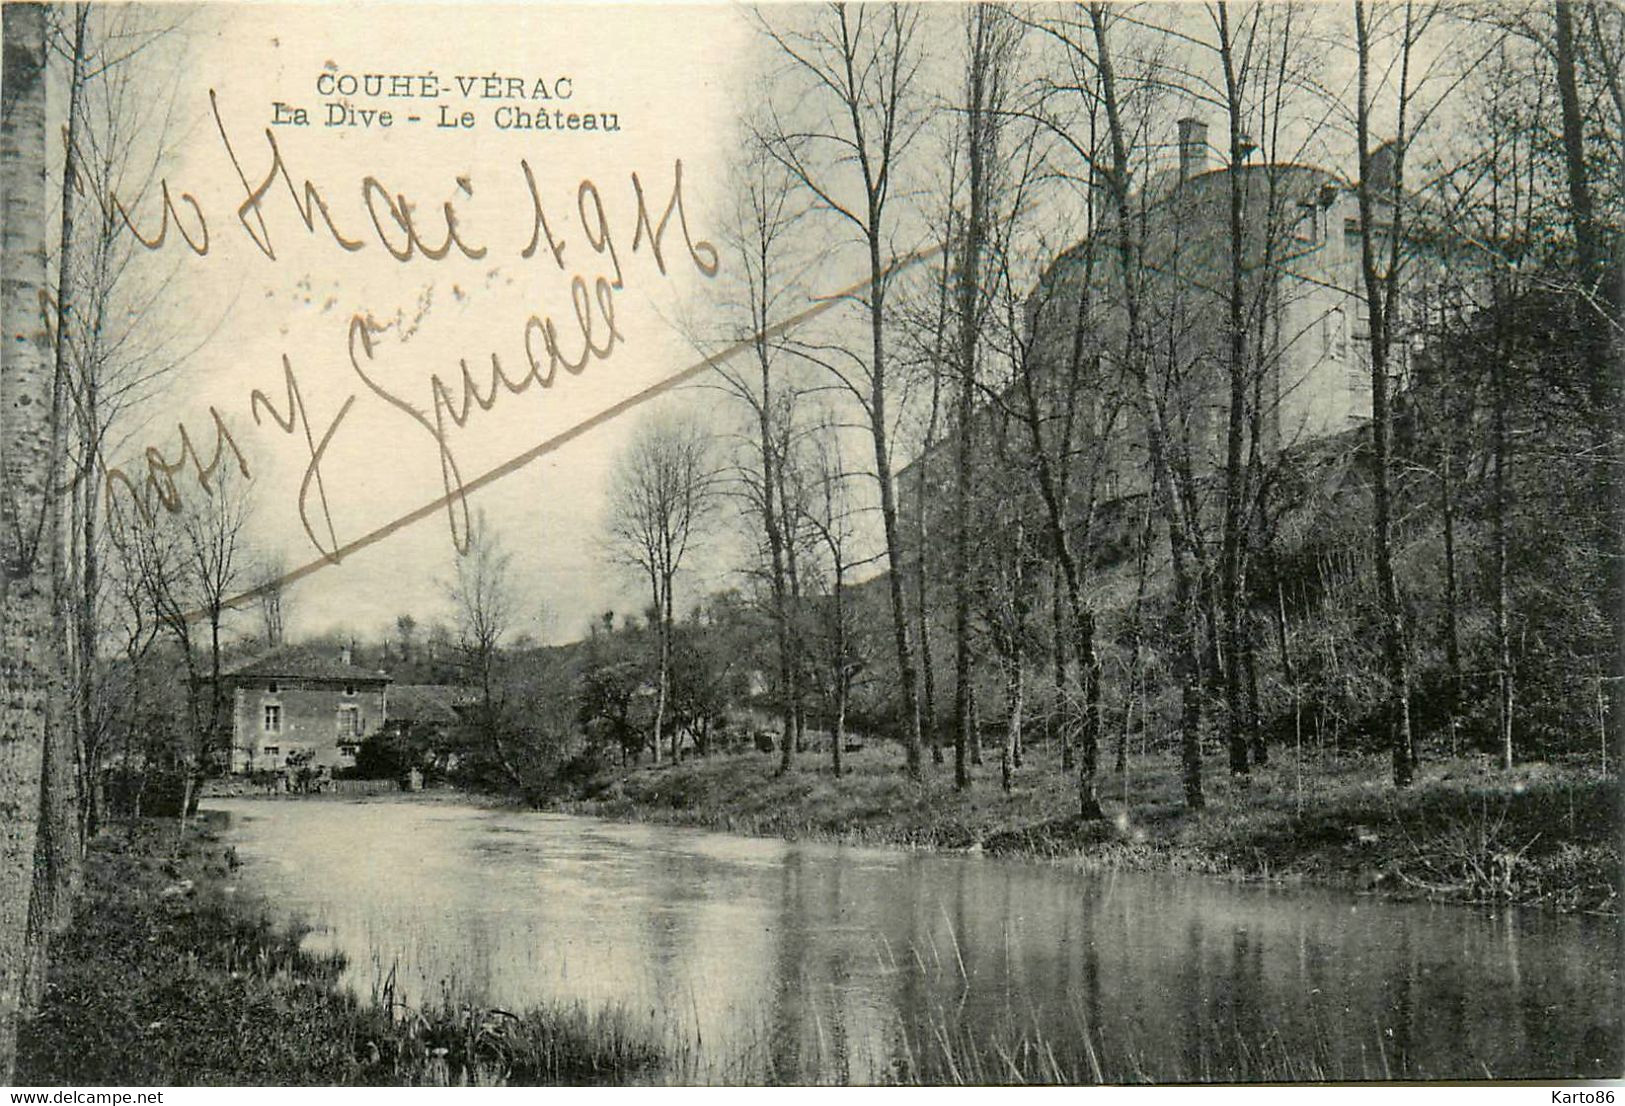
(92, 3, 766, 646)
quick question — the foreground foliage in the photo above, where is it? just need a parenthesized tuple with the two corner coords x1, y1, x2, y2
(14, 820, 662, 1086)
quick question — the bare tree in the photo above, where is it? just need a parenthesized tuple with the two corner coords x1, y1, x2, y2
(892, 131, 959, 770)
(758, 3, 929, 777)
(446, 510, 523, 787)
(910, 232, 951, 770)
(0, 3, 59, 1079)
(606, 413, 716, 762)
(101, 501, 163, 827)
(966, 405, 1041, 795)
(702, 129, 809, 773)
(254, 553, 291, 649)
(31, 6, 90, 976)
(772, 407, 811, 767)
(796, 410, 870, 778)
(179, 466, 250, 784)
(129, 467, 250, 817)
(35, 2, 194, 935)
(1352, 0, 1435, 786)
(395, 612, 418, 660)
(949, 2, 1021, 791)
(1025, 4, 1211, 810)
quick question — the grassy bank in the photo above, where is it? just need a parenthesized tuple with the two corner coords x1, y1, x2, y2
(559, 744, 1619, 913)
(14, 818, 663, 1086)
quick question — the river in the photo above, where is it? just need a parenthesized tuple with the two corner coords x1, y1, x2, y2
(206, 796, 1620, 1084)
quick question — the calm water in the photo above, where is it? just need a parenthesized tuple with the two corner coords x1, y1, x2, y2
(207, 797, 1620, 1083)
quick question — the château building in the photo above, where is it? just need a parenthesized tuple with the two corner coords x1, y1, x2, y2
(902, 116, 1424, 528)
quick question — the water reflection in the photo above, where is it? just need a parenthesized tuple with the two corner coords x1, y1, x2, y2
(208, 798, 1620, 1083)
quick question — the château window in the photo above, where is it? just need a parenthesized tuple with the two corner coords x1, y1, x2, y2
(1293, 202, 1319, 244)
(1323, 306, 1348, 361)
(263, 704, 282, 733)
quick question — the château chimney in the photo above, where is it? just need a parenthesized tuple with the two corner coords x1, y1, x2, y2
(1177, 117, 1209, 181)
(1366, 139, 1398, 195)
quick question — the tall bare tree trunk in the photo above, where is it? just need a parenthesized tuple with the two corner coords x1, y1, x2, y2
(1002, 642, 1023, 793)
(1, 3, 55, 1077)
(648, 578, 664, 764)
(832, 565, 847, 779)
(64, 1, 93, 853)
(1553, 0, 1624, 768)
(917, 379, 942, 767)
(1440, 437, 1461, 688)
(952, 4, 997, 793)
(1091, 4, 1202, 809)
(969, 683, 983, 766)
(664, 582, 679, 763)
(25, 0, 91, 1011)
(871, 255, 923, 779)
(759, 6, 924, 778)
(783, 499, 805, 758)
(1354, 0, 1416, 786)
(1244, 615, 1265, 766)
(1216, 1, 1254, 779)
(1493, 324, 1514, 769)
(753, 353, 796, 776)
(1121, 496, 1154, 775)
(1051, 566, 1071, 768)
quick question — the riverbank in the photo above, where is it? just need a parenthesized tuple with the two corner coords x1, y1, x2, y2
(13, 818, 664, 1086)
(558, 746, 1619, 913)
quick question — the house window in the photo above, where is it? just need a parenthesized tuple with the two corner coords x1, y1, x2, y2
(343, 683, 356, 697)
(263, 704, 282, 734)
(338, 705, 362, 738)
(339, 743, 360, 759)
(267, 681, 279, 694)
(262, 745, 281, 758)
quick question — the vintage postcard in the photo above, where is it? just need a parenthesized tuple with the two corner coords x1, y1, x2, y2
(0, 0, 1620, 1090)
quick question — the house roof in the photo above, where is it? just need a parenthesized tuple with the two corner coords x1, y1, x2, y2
(387, 684, 474, 725)
(226, 647, 392, 684)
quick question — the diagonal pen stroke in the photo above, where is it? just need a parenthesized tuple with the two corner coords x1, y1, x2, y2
(202, 239, 947, 621)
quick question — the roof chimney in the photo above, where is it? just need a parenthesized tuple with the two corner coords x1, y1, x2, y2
(340, 643, 353, 666)
(1177, 117, 1209, 181)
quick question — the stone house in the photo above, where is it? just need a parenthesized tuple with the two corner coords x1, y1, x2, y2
(226, 647, 391, 774)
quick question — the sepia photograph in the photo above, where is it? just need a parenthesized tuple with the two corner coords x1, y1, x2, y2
(0, 0, 1620, 1089)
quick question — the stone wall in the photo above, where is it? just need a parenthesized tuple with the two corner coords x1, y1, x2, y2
(231, 678, 388, 772)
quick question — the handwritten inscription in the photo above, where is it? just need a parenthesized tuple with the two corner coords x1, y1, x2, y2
(101, 90, 715, 561)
